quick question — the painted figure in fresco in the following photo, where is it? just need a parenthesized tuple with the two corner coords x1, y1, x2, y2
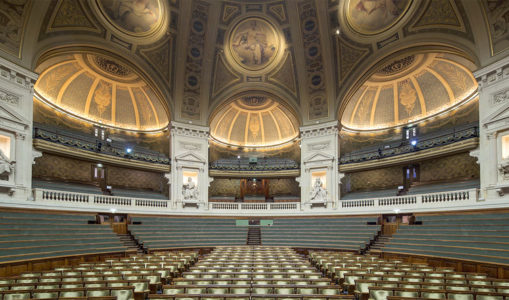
(182, 176, 199, 201)
(231, 20, 276, 67)
(310, 177, 327, 202)
(101, 0, 160, 33)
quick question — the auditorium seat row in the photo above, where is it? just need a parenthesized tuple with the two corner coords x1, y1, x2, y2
(130, 218, 248, 250)
(0, 250, 198, 300)
(381, 212, 509, 265)
(262, 218, 380, 251)
(309, 250, 509, 300)
(0, 211, 126, 263)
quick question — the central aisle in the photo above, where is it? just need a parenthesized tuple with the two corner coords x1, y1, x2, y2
(154, 246, 352, 299)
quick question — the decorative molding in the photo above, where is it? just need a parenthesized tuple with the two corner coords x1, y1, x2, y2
(307, 141, 330, 151)
(474, 56, 509, 90)
(171, 121, 209, 138)
(181, 0, 210, 121)
(300, 121, 339, 138)
(0, 89, 20, 106)
(0, 57, 38, 90)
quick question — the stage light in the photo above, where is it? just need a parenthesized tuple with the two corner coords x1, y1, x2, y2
(126, 148, 132, 154)
(410, 140, 417, 146)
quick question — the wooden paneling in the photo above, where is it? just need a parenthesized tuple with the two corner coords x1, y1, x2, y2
(0, 252, 126, 277)
(382, 252, 509, 279)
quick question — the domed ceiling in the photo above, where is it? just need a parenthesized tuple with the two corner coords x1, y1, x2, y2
(210, 96, 299, 147)
(34, 52, 169, 132)
(341, 52, 478, 131)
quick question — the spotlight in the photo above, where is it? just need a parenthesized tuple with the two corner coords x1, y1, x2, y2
(237, 155, 240, 159)
(126, 148, 132, 154)
(335, 28, 340, 35)
(394, 208, 401, 214)
(97, 163, 103, 168)
(110, 208, 117, 214)
(410, 140, 417, 146)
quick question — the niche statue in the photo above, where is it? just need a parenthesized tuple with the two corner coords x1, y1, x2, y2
(310, 177, 327, 202)
(182, 176, 199, 201)
(0, 149, 13, 177)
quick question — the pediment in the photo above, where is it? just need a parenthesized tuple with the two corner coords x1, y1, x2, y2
(0, 105, 29, 130)
(303, 152, 334, 164)
(175, 151, 206, 163)
(483, 103, 509, 131)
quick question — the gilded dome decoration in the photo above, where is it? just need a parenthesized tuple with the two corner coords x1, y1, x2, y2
(34, 52, 169, 132)
(341, 52, 478, 130)
(226, 17, 283, 73)
(210, 96, 299, 147)
(346, 0, 412, 35)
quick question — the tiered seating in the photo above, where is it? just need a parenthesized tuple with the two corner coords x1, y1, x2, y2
(0, 211, 126, 263)
(130, 218, 248, 250)
(382, 213, 509, 265)
(262, 218, 380, 251)
(0, 250, 197, 300)
(310, 250, 509, 300)
(150, 246, 353, 300)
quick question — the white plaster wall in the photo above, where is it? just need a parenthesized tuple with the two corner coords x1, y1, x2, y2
(299, 121, 340, 210)
(0, 57, 37, 203)
(170, 121, 210, 210)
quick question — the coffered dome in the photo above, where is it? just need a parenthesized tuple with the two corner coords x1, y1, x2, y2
(34, 52, 169, 132)
(341, 52, 478, 131)
(210, 96, 299, 147)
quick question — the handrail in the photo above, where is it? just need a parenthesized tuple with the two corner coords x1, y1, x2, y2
(33, 124, 170, 165)
(34, 188, 169, 210)
(340, 124, 479, 164)
(32, 188, 480, 215)
(340, 188, 478, 210)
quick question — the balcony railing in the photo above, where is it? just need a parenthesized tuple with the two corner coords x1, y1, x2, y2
(29, 187, 481, 215)
(33, 124, 170, 165)
(340, 124, 479, 165)
(340, 189, 478, 212)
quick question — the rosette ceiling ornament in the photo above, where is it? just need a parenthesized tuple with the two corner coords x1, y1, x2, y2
(34, 52, 169, 132)
(341, 52, 478, 131)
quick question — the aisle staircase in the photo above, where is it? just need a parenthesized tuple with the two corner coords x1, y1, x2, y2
(366, 234, 391, 254)
(247, 227, 261, 245)
(117, 232, 144, 253)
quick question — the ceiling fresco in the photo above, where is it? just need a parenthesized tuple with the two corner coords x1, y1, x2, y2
(97, 0, 162, 34)
(0, 0, 504, 131)
(228, 17, 281, 71)
(346, 0, 412, 35)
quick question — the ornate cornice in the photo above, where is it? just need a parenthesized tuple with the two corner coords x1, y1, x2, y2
(0, 57, 38, 90)
(474, 55, 509, 90)
(300, 120, 339, 138)
(171, 121, 209, 138)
